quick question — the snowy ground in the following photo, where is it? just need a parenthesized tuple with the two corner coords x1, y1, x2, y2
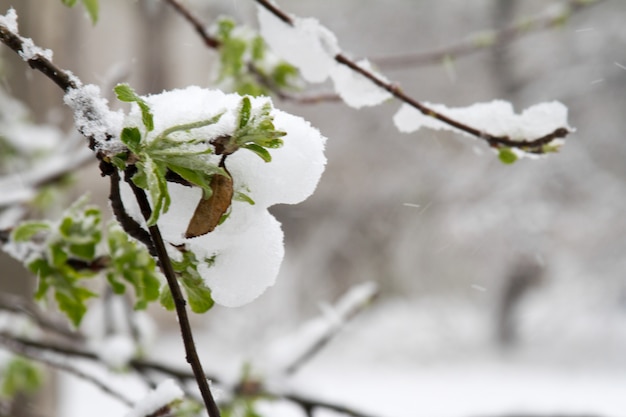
(58, 291, 626, 417)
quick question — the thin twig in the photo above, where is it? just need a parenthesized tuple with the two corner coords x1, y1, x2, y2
(124, 169, 221, 417)
(0, 294, 80, 341)
(0, 25, 78, 92)
(372, 0, 605, 69)
(0, 333, 135, 407)
(162, 0, 221, 48)
(253, 0, 572, 153)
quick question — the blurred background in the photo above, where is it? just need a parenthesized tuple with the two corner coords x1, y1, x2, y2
(1, 0, 626, 416)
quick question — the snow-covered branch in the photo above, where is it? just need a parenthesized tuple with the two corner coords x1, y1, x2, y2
(255, 0, 574, 157)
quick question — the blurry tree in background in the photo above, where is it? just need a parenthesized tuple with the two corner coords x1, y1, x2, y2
(1, 1, 626, 417)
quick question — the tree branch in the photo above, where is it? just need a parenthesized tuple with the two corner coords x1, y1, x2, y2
(0, 25, 78, 92)
(253, 0, 572, 153)
(0, 333, 135, 407)
(372, 0, 604, 69)
(124, 168, 221, 417)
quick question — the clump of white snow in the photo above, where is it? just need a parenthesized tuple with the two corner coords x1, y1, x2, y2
(329, 59, 391, 108)
(0, 8, 18, 33)
(393, 100, 571, 142)
(124, 379, 184, 417)
(257, 6, 339, 83)
(95, 334, 136, 370)
(120, 87, 327, 307)
(64, 84, 124, 146)
(0, 9, 53, 61)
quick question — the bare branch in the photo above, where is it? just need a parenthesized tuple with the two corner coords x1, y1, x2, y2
(372, 0, 605, 69)
(0, 333, 135, 407)
(0, 294, 80, 341)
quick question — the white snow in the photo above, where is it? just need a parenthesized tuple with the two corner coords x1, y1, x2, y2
(0, 9, 53, 61)
(394, 100, 571, 142)
(257, 5, 339, 83)
(95, 335, 136, 370)
(18, 36, 53, 62)
(329, 59, 391, 108)
(64, 84, 124, 146)
(0, 8, 18, 33)
(123, 379, 184, 417)
(120, 87, 326, 307)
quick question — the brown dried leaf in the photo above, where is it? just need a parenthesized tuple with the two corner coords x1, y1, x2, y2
(185, 173, 234, 238)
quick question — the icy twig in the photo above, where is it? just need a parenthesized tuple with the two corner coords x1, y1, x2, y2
(372, 0, 604, 69)
(271, 282, 379, 375)
(0, 22, 77, 92)
(254, 0, 573, 153)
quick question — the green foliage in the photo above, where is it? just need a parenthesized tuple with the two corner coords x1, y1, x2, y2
(498, 147, 518, 164)
(1, 357, 43, 398)
(161, 250, 215, 314)
(115, 84, 227, 226)
(61, 0, 99, 24)
(17, 197, 102, 326)
(214, 17, 300, 96)
(106, 223, 161, 310)
(215, 97, 286, 162)
(115, 84, 154, 132)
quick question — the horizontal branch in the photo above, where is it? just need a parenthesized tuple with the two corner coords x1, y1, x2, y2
(253, 0, 572, 153)
(0, 332, 134, 406)
(372, 0, 604, 69)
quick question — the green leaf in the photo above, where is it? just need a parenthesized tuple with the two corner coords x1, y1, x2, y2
(251, 36, 265, 62)
(107, 223, 161, 310)
(238, 97, 252, 129)
(55, 286, 95, 327)
(11, 222, 50, 242)
(159, 285, 175, 311)
(181, 275, 214, 314)
(242, 144, 272, 162)
(61, 0, 78, 7)
(114, 84, 154, 131)
(498, 147, 518, 164)
(81, 0, 99, 24)
(170, 251, 215, 314)
(1, 357, 43, 398)
(233, 191, 255, 205)
(121, 127, 142, 152)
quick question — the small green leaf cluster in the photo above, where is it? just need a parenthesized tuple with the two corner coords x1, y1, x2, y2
(215, 18, 300, 96)
(160, 250, 214, 314)
(60, 0, 98, 24)
(221, 96, 286, 163)
(12, 197, 102, 327)
(10, 197, 169, 326)
(0, 357, 43, 398)
(106, 224, 161, 310)
(114, 84, 227, 226)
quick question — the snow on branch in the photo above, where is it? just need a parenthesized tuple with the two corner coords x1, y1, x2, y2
(254, 0, 574, 157)
(124, 379, 184, 417)
(262, 282, 379, 375)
